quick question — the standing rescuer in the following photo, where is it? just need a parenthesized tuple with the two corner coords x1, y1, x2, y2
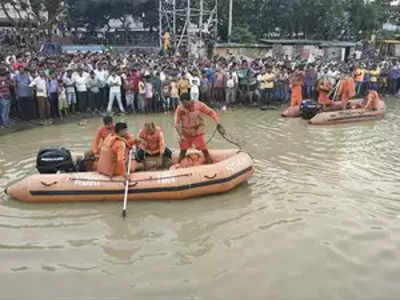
(174, 93, 222, 164)
(97, 122, 137, 178)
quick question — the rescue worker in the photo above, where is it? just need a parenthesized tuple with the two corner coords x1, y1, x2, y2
(174, 93, 222, 164)
(97, 122, 137, 178)
(363, 89, 381, 111)
(338, 71, 356, 110)
(317, 79, 333, 111)
(368, 65, 380, 91)
(136, 122, 172, 168)
(354, 64, 365, 95)
(289, 68, 304, 107)
(92, 115, 115, 156)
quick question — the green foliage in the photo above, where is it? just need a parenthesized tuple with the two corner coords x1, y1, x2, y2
(217, 0, 394, 41)
(231, 25, 256, 44)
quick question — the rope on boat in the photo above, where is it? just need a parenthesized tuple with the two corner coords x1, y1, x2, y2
(70, 173, 193, 184)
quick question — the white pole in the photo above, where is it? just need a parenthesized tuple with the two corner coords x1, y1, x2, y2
(200, 0, 203, 40)
(122, 149, 133, 218)
(215, 0, 218, 39)
(187, 0, 191, 57)
(159, 0, 162, 49)
(228, 0, 232, 43)
(173, 0, 176, 47)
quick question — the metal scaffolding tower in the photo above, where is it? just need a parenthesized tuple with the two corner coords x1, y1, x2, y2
(159, 0, 218, 57)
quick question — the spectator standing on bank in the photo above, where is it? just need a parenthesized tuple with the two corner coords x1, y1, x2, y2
(63, 69, 77, 113)
(107, 70, 125, 114)
(86, 71, 101, 113)
(47, 72, 59, 120)
(30, 70, 51, 125)
(0, 68, 13, 128)
(14, 67, 35, 121)
(96, 64, 109, 112)
(124, 70, 135, 113)
(74, 68, 89, 113)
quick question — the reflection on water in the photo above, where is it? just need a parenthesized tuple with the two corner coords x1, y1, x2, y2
(1, 99, 400, 299)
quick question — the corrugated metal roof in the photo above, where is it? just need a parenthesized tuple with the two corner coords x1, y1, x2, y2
(383, 40, 400, 44)
(216, 43, 272, 48)
(259, 39, 356, 47)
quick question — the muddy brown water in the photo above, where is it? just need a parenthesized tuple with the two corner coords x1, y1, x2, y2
(1, 99, 400, 300)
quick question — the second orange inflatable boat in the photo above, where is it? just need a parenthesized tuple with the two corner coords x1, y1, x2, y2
(309, 100, 385, 125)
(5, 150, 254, 203)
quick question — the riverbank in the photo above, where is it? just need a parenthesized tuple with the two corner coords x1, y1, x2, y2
(0, 102, 262, 137)
(0, 112, 108, 137)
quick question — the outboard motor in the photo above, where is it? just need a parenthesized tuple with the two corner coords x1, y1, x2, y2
(300, 99, 319, 120)
(36, 148, 75, 174)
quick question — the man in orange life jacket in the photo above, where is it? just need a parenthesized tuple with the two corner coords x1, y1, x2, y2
(97, 122, 137, 178)
(92, 115, 115, 155)
(174, 93, 221, 164)
(337, 70, 356, 110)
(317, 79, 333, 111)
(136, 122, 172, 167)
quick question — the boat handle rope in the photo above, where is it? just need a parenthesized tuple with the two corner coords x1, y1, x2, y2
(69, 173, 193, 184)
(204, 174, 217, 180)
(40, 181, 58, 187)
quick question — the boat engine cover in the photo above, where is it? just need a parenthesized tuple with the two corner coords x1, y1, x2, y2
(300, 99, 319, 120)
(36, 148, 75, 174)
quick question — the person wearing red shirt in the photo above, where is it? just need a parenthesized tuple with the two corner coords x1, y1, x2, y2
(0, 68, 13, 128)
(131, 69, 141, 112)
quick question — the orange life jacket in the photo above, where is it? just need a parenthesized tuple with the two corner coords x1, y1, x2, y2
(139, 126, 164, 155)
(180, 103, 206, 137)
(318, 81, 332, 105)
(97, 135, 127, 177)
(354, 69, 364, 82)
(92, 125, 115, 155)
(339, 76, 356, 104)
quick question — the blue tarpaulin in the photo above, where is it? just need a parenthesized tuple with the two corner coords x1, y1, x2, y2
(61, 45, 105, 53)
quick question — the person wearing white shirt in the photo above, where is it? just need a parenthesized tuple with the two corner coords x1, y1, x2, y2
(95, 66, 109, 111)
(190, 75, 200, 100)
(74, 69, 89, 112)
(29, 70, 51, 124)
(225, 70, 237, 104)
(63, 69, 77, 112)
(107, 71, 125, 113)
(327, 68, 339, 86)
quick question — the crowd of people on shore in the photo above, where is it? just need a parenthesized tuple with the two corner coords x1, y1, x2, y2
(0, 49, 399, 128)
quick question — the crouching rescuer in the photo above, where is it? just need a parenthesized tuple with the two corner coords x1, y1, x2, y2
(136, 122, 172, 168)
(97, 122, 137, 179)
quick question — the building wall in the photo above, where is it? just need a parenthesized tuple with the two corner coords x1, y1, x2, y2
(214, 46, 272, 59)
(395, 44, 400, 57)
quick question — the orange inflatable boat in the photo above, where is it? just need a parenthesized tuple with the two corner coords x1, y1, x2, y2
(5, 149, 254, 203)
(309, 100, 385, 126)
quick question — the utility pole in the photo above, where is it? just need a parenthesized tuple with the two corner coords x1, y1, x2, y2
(187, 0, 191, 56)
(159, 0, 162, 49)
(173, 0, 176, 47)
(199, 0, 203, 40)
(215, 0, 218, 40)
(228, 0, 232, 43)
